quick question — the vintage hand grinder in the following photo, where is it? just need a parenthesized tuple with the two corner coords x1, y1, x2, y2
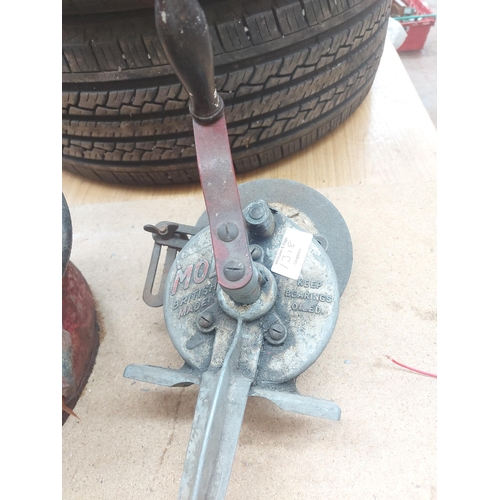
(124, 0, 353, 498)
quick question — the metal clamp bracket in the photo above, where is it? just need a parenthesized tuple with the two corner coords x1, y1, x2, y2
(143, 221, 202, 307)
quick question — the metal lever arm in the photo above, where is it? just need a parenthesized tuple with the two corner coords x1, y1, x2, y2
(154, 0, 258, 304)
(155, 0, 222, 123)
(192, 119, 259, 303)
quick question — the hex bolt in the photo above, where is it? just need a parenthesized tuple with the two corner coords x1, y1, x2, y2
(267, 322, 287, 343)
(250, 245, 262, 261)
(217, 222, 239, 242)
(223, 261, 245, 282)
(244, 200, 275, 238)
(198, 312, 214, 330)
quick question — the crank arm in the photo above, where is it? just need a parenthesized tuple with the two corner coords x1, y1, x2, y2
(192, 118, 260, 303)
(155, 0, 259, 305)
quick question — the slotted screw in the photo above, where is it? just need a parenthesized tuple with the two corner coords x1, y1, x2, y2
(198, 312, 214, 330)
(217, 222, 239, 242)
(223, 261, 245, 282)
(267, 322, 287, 344)
(250, 245, 262, 261)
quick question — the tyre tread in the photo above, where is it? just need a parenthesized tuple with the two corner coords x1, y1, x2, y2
(62, 0, 391, 184)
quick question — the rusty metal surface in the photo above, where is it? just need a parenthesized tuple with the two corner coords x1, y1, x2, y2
(62, 261, 99, 423)
(192, 118, 256, 296)
(63, 194, 99, 422)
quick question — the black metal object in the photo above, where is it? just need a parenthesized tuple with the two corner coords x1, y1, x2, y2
(155, 0, 223, 124)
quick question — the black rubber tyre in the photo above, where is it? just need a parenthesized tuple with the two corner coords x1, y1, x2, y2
(62, 0, 391, 185)
(63, 0, 154, 15)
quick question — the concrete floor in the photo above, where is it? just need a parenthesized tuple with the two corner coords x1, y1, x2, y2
(398, 0, 437, 127)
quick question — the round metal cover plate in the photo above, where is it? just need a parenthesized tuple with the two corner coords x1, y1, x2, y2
(164, 211, 340, 384)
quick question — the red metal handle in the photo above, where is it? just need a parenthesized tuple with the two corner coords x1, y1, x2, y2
(193, 118, 259, 303)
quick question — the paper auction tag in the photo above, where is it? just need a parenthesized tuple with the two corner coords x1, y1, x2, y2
(271, 227, 313, 280)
